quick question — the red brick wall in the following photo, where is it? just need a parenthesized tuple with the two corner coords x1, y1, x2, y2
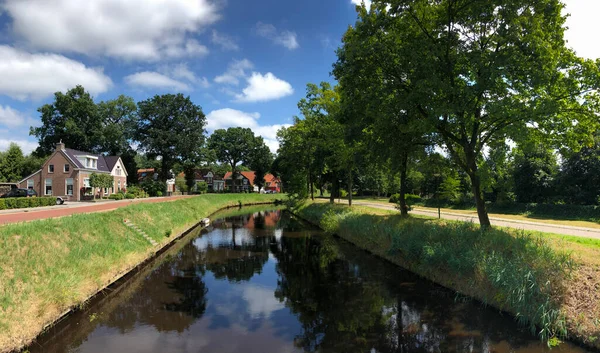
(18, 172, 41, 195)
(41, 151, 79, 200)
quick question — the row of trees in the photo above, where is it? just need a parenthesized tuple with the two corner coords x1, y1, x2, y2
(0, 86, 273, 192)
(274, 0, 600, 228)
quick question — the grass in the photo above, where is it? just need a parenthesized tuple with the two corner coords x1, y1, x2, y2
(0, 193, 281, 353)
(338, 196, 600, 229)
(293, 201, 600, 349)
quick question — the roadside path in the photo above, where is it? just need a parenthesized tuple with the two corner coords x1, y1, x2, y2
(0, 195, 195, 225)
(345, 200, 600, 239)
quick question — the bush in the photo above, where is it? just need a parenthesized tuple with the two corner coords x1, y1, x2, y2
(109, 194, 124, 200)
(0, 199, 5, 210)
(389, 193, 399, 203)
(156, 191, 163, 197)
(5, 198, 16, 209)
(126, 186, 147, 199)
(16, 198, 29, 208)
(389, 193, 422, 205)
(125, 193, 135, 199)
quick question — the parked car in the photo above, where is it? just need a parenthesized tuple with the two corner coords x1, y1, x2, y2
(1, 188, 37, 198)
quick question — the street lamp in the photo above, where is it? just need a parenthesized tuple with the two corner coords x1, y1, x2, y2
(338, 179, 342, 204)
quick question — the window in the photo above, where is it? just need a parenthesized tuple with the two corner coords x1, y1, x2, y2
(116, 166, 121, 176)
(48, 164, 54, 173)
(83, 178, 90, 187)
(104, 188, 108, 195)
(27, 179, 34, 190)
(243, 179, 248, 184)
(45, 178, 52, 195)
(64, 164, 70, 172)
(66, 178, 73, 196)
(85, 158, 97, 169)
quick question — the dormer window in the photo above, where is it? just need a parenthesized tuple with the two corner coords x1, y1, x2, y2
(76, 155, 98, 169)
(116, 166, 122, 176)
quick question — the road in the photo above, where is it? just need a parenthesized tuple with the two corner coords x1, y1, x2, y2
(0, 195, 195, 225)
(347, 201, 600, 239)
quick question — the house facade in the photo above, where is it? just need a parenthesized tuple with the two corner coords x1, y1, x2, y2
(18, 142, 128, 201)
(223, 171, 281, 193)
(175, 169, 225, 192)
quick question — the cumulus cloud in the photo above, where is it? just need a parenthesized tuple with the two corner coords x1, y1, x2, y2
(211, 30, 239, 51)
(351, 0, 372, 8)
(0, 105, 29, 127)
(255, 22, 299, 50)
(2, 0, 219, 61)
(235, 72, 294, 103)
(0, 139, 38, 155)
(214, 59, 253, 85)
(158, 63, 210, 88)
(206, 108, 291, 152)
(124, 71, 190, 91)
(0, 46, 112, 100)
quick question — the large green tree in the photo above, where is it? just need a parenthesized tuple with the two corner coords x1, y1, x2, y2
(334, 0, 600, 227)
(135, 94, 207, 182)
(31, 85, 102, 156)
(207, 127, 268, 192)
(0, 143, 24, 182)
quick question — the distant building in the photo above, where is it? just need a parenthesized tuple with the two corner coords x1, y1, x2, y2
(223, 171, 281, 193)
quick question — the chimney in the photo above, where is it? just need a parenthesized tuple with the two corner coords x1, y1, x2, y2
(56, 140, 65, 152)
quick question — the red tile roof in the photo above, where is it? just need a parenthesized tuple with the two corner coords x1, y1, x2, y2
(224, 171, 256, 185)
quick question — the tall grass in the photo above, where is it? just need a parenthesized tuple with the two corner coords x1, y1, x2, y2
(296, 202, 574, 342)
(0, 193, 280, 353)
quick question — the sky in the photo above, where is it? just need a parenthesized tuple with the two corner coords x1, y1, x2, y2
(0, 0, 597, 155)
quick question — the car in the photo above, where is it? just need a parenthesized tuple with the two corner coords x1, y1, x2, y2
(1, 188, 37, 198)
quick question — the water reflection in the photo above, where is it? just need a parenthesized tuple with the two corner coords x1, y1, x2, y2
(29, 209, 589, 353)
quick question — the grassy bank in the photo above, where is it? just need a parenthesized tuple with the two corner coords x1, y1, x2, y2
(0, 193, 281, 352)
(294, 202, 600, 348)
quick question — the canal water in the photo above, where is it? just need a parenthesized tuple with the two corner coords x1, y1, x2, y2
(29, 208, 589, 353)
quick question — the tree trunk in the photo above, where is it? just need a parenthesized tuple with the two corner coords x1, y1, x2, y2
(466, 154, 491, 228)
(310, 173, 314, 200)
(399, 152, 409, 217)
(348, 170, 353, 207)
(330, 178, 336, 204)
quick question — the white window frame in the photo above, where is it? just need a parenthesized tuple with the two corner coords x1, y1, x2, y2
(48, 164, 54, 173)
(64, 164, 70, 173)
(27, 179, 34, 189)
(66, 178, 74, 196)
(45, 178, 52, 195)
(83, 178, 90, 187)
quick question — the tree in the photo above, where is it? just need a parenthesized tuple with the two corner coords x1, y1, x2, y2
(31, 85, 102, 156)
(513, 144, 559, 204)
(97, 95, 139, 185)
(89, 173, 113, 199)
(207, 127, 260, 192)
(0, 143, 24, 182)
(135, 94, 207, 182)
(249, 138, 273, 191)
(558, 143, 600, 205)
(335, 0, 600, 228)
(196, 181, 208, 194)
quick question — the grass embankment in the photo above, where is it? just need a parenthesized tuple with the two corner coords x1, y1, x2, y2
(294, 202, 600, 348)
(0, 193, 281, 353)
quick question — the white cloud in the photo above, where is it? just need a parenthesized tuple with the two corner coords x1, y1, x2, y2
(124, 71, 190, 91)
(214, 59, 253, 85)
(241, 284, 284, 318)
(351, 0, 372, 9)
(206, 108, 291, 152)
(2, 0, 219, 61)
(211, 30, 239, 51)
(0, 46, 112, 100)
(563, 0, 600, 59)
(158, 63, 210, 89)
(0, 139, 38, 155)
(0, 105, 28, 127)
(255, 22, 299, 50)
(235, 72, 294, 103)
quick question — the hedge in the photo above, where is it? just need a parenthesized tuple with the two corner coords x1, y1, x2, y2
(0, 197, 56, 210)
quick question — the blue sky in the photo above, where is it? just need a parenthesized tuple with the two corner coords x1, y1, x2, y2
(0, 0, 596, 154)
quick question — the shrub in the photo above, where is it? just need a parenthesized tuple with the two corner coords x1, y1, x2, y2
(389, 193, 399, 203)
(16, 198, 29, 209)
(0, 199, 5, 210)
(156, 191, 163, 197)
(109, 194, 124, 200)
(5, 198, 17, 209)
(125, 193, 135, 199)
(28, 198, 39, 208)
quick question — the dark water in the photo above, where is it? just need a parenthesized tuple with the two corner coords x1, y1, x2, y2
(29, 208, 589, 353)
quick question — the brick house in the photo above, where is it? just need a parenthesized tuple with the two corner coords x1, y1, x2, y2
(18, 142, 128, 201)
(223, 171, 281, 193)
(176, 169, 225, 192)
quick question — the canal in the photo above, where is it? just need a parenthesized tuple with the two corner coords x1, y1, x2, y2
(29, 207, 589, 353)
